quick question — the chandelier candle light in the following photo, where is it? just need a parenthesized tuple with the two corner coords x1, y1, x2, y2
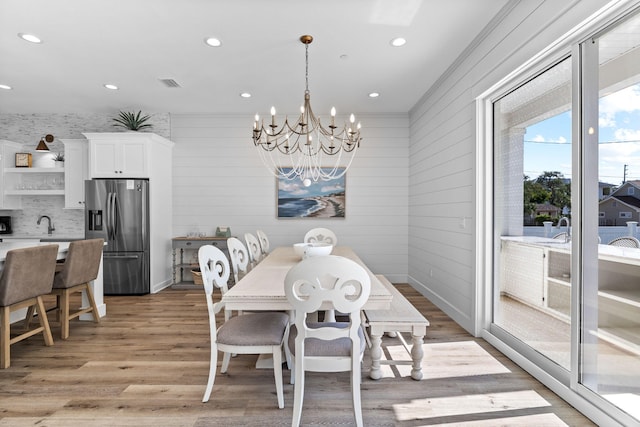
(252, 35, 362, 187)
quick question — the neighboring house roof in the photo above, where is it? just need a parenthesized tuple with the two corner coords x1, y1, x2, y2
(599, 195, 640, 211)
(535, 203, 561, 213)
(612, 180, 640, 197)
(614, 196, 640, 209)
(599, 181, 616, 190)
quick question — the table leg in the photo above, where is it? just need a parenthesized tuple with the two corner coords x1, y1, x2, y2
(410, 333, 424, 381)
(369, 332, 383, 380)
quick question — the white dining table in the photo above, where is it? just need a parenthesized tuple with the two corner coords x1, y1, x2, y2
(221, 246, 393, 371)
(222, 246, 392, 312)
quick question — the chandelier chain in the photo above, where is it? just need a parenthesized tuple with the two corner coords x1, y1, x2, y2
(305, 42, 309, 93)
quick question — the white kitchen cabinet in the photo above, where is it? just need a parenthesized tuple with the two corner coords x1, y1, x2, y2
(85, 133, 149, 178)
(61, 139, 88, 209)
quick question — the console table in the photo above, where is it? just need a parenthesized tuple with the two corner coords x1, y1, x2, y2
(171, 237, 229, 288)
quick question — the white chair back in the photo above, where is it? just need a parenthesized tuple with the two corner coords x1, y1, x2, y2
(256, 229, 270, 255)
(284, 255, 370, 427)
(608, 236, 640, 248)
(227, 237, 250, 283)
(198, 244, 231, 335)
(304, 227, 338, 246)
(244, 232, 262, 265)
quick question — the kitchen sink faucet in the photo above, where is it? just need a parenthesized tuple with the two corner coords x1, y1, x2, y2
(37, 215, 55, 235)
(557, 216, 570, 243)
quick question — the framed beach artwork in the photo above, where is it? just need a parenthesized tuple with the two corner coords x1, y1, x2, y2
(277, 168, 346, 219)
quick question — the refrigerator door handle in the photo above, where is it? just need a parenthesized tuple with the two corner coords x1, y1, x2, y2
(107, 192, 115, 241)
(112, 191, 119, 238)
(105, 192, 111, 240)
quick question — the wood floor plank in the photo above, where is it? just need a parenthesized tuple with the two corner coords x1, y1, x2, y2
(0, 285, 595, 426)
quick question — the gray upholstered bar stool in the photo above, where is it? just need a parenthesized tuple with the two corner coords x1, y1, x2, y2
(50, 238, 103, 339)
(0, 244, 59, 368)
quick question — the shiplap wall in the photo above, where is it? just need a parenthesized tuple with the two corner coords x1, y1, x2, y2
(170, 113, 409, 281)
(407, 0, 606, 333)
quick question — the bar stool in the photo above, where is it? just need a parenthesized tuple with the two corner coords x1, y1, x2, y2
(49, 238, 103, 339)
(0, 244, 59, 368)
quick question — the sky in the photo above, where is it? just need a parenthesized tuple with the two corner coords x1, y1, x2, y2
(524, 84, 640, 185)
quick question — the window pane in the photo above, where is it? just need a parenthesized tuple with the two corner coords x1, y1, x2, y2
(493, 57, 572, 369)
(580, 12, 640, 421)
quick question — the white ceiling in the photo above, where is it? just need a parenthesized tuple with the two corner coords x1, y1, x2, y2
(0, 0, 509, 116)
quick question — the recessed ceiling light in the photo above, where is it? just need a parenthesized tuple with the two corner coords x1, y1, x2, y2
(240, 92, 251, 98)
(390, 37, 406, 47)
(368, 92, 380, 98)
(0, 84, 12, 90)
(18, 33, 42, 43)
(104, 84, 119, 90)
(205, 37, 222, 47)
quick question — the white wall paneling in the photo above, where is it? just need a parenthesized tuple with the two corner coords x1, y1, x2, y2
(171, 113, 409, 282)
(407, 0, 607, 333)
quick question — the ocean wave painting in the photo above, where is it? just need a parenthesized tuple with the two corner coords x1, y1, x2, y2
(277, 168, 346, 218)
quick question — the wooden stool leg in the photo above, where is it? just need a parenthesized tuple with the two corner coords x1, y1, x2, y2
(1, 306, 10, 369)
(24, 306, 36, 330)
(84, 284, 100, 323)
(36, 297, 54, 346)
(60, 289, 71, 340)
(55, 295, 61, 322)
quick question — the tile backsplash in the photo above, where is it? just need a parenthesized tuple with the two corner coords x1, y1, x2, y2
(0, 112, 170, 237)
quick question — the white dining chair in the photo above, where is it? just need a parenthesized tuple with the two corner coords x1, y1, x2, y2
(284, 255, 371, 427)
(244, 232, 263, 266)
(256, 229, 270, 255)
(198, 244, 289, 407)
(304, 227, 338, 246)
(227, 237, 251, 286)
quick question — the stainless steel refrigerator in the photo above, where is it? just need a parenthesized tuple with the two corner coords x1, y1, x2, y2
(85, 179, 150, 295)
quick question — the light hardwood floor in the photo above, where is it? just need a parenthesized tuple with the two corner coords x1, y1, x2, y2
(0, 285, 594, 426)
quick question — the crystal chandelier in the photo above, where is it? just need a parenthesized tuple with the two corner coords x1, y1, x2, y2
(252, 35, 361, 187)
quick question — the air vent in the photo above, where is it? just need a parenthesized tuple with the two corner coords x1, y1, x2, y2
(159, 78, 181, 88)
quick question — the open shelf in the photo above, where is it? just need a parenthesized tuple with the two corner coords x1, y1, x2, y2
(4, 167, 64, 173)
(5, 190, 64, 196)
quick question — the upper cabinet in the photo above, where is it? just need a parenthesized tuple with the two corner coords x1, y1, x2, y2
(61, 139, 88, 209)
(84, 132, 172, 178)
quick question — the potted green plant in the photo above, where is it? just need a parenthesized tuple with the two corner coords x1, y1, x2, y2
(53, 152, 65, 167)
(112, 110, 153, 131)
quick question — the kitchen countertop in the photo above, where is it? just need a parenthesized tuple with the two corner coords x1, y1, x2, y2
(501, 235, 640, 264)
(0, 234, 85, 242)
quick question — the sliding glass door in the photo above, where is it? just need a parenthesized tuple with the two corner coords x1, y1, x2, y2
(490, 7, 640, 424)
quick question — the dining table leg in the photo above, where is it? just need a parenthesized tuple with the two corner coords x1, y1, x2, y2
(369, 332, 383, 380)
(410, 333, 424, 380)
